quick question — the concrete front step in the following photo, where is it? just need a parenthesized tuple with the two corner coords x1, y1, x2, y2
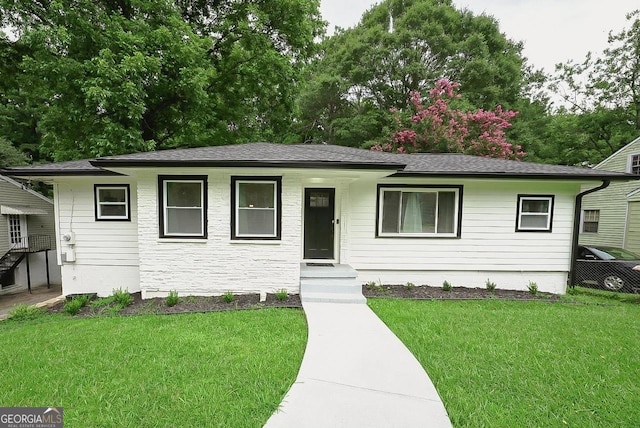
(300, 278, 362, 295)
(300, 263, 365, 304)
(301, 292, 366, 304)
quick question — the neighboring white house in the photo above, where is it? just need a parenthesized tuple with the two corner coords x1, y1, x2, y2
(579, 136, 640, 254)
(2, 143, 631, 298)
(0, 174, 61, 294)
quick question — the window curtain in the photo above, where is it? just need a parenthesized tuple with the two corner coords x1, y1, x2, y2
(401, 193, 423, 233)
(437, 192, 455, 233)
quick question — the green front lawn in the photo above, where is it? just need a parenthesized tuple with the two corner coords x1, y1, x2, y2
(0, 309, 306, 427)
(370, 297, 640, 427)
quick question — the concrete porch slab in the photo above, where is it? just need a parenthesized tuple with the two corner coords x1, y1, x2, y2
(0, 284, 63, 320)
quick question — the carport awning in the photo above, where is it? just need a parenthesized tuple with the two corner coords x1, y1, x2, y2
(0, 205, 48, 215)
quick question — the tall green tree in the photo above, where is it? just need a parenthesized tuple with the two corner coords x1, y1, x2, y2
(295, 0, 526, 147)
(0, 0, 323, 161)
(549, 10, 640, 164)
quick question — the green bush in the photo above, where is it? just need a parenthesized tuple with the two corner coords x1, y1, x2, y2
(442, 280, 452, 291)
(64, 295, 91, 315)
(275, 289, 288, 301)
(166, 290, 179, 307)
(406, 282, 416, 290)
(485, 279, 497, 292)
(8, 304, 45, 321)
(527, 281, 539, 295)
(222, 291, 234, 303)
(112, 288, 133, 307)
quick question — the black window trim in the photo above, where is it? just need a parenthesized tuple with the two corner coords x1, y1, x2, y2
(375, 184, 463, 239)
(231, 176, 282, 240)
(158, 175, 208, 239)
(516, 194, 555, 233)
(94, 184, 131, 222)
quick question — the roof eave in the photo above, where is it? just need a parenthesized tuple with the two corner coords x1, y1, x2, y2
(90, 159, 406, 170)
(390, 172, 635, 180)
(1, 168, 122, 177)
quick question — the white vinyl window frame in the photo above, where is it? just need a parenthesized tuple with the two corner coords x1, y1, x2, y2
(7, 214, 27, 247)
(159, 176, 207, 238)
(231, 177, 281, 240)
(516, 195, 554, 232)
(376, 186, 461, 238)
(94, 185, 130, 221)
(629, 153, 640, 175)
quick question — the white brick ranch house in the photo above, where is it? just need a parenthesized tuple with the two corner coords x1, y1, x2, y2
(2, 143, 631, 298)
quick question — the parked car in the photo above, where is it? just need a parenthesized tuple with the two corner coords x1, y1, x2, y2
(575, 246, 640, 292)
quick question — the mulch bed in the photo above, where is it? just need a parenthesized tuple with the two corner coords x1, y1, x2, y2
(362, 284, 561, 301)
(47, 283, 559, 318)
(48, 292, 302, 317)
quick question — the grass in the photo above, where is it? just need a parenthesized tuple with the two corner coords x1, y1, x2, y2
(0, 309, 306, 427)
(369, 294, 640, 427)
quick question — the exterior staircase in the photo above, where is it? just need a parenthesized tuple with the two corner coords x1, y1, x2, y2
(0, 251, 26, 286)
(300, 263, 366, 304)
(0, 235, 52, 289)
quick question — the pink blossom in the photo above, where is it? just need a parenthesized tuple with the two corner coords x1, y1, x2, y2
(373, 80, 525, 160)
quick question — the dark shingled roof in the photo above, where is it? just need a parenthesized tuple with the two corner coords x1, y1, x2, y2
(1, 143, 634, 181)
(90, 143, 404, 168)
(3, 159, 118, 176)
(398, 153, 630, 179)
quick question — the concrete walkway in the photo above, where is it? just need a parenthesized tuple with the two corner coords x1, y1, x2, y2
(264, 301, 451, 427)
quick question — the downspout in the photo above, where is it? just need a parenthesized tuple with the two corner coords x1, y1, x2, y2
(568, 180, 610, 287)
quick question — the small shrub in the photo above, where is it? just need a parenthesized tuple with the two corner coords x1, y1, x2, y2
(112, 288, 133, 307)
(8, 304, 45, 321)
(527, 281, 539, 295)
(365, 281, 378, 290)
(406, 282, 416, 291)
(442, 280, 452, 291)
(485, 279, 497, 292)
(222, 291, 234, 303)
(63, 295, 90, 315)
(90, 296, 116, 309)
(275, 289, 288, 301)
(166, 290, 179, 307)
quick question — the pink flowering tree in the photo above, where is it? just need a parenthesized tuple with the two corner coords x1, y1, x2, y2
(372, 80, 525, 160)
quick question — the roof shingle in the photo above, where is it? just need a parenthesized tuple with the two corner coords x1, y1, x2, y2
(1, 143, 634, 181)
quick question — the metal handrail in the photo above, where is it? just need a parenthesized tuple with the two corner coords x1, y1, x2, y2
(9, 234, 52, 253)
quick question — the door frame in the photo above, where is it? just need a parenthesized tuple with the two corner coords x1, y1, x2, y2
(7, 214, 28, 248)
(302, 186, 340, 263)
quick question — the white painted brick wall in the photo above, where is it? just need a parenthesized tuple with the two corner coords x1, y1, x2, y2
(136, 171, 302, 298)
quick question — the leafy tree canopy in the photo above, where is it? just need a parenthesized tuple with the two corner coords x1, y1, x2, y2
(548, 9, 640, 164)
(295, 0, 526, 147)
(0, 0, 323, 161)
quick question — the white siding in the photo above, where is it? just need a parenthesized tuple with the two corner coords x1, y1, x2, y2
(55, 178, 140, 296)
(342, 178, 580, 294)
(135, 169, 302, 298)
(579, 137, 640, 249)
(51, 169, 583, 297)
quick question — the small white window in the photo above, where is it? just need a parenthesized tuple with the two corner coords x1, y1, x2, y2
(582, 210, 599, 233)
(630, 154, 640, 175)
(159, 176, 206, 238)
(232, 177, 281, 239)
(95, 185, 130, 221)
(377, 187, 460, 237)
(517, 195, 554, 232)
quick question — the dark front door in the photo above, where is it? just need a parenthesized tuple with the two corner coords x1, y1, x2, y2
(304, 188, 335, 259)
